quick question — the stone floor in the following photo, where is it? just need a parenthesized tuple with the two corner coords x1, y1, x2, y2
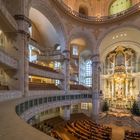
(105, 124, 132, 140)
(99, 112, 140, 140)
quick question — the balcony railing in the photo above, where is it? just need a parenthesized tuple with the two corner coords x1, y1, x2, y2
(16, 93, 92, 117)
(54, 0, 140, 23)
(0, 49, 18, 69)
(29, 62, 64, 80)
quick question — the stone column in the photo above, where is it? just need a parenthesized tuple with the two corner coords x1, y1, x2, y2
(91, 54, 100, 120)
(15, 15, 31, 97)
(60, 105, 71, 121)
(14, 0, 31, 96)
(62, 50, 70, 94)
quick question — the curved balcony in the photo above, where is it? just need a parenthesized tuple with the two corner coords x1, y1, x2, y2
(29, 62, 64, 80)
(0, 90, 22, 102)
(0, 0, 18, 31)
(0, 92, 92, 140)
(16, 93, 92, 121)
(29, 38, 45, 52)
(0, 49, 18, 69)
(54, 0, 140, 24)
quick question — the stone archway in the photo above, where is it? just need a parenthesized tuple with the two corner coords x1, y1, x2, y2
(30, 0, 67, 49)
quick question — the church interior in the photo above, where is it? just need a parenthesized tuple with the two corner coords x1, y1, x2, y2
(0, 0, 140, 140)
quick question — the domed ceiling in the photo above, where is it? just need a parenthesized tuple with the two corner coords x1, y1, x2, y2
(62, 0, 138, 16)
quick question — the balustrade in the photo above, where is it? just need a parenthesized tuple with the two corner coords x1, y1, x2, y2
(54, 0, 140, 23)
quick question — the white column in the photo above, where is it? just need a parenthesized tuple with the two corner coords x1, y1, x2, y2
(92, 54, 100, 120)
(62, 50, 70, 93)
(92, 93, 100, 116)
(14, 0, 31, 96)
(60, 105, 71, 120)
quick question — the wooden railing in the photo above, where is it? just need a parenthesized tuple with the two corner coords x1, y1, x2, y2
(54, 0, 140, 23)
(29, 62, 59, 73)
(70, 84, 88, 90)
(29, 82, 61, 90)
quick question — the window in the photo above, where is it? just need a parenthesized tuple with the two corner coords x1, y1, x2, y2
(109, 0, 131, 15)
(55, 80, 60, 85)
(54, 61, 61, 70)
(54, 44, 61, 51)
(29, 26, 32, 37)
(81, 103, 88, 110)
(85, 60, 92, 77)
(28, 44, 40, 62)
(79, 6, 88, 16)
(72, 45, 78, 56)
(79, 59, 92, 87)
(56, 45, 61, 50)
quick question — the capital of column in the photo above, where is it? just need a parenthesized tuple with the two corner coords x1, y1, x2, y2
(14, 15, 32, 27)
(17, 30, 30, 39)
(62, 49, 70, 61)
(14, 14, 31, 38)
(91, 54, 100, 63)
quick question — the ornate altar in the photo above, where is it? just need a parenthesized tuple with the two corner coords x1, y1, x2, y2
(103, 46, 136, 109)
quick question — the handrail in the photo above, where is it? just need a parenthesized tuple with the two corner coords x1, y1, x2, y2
(15, 93, 92, 117)
(54, 0, 140, 23)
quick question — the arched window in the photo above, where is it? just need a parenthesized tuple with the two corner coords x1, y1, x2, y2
(79, 5, 88, 16)
(109, 0, 131, 15)
(85, 60, 92, 87)
(79, 59, 92, 87)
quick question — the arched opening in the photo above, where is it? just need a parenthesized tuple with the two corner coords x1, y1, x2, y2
(28, 8, 63, 89)
(99, 27, 140, 110)
(109, 0, 132, 15)
(79, 5, 88, 16)
(69, 38, 92, 87)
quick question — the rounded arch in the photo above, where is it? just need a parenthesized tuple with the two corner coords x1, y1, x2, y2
(100, 41, 140, 62)
(30, 0, 67, 49)
(96, 25, 140, 52)
(98, 26, 140, 62)
(68, 29, 95, 51)
(109, 0, 132, 15)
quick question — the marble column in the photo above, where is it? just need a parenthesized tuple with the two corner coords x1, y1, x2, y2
(60, 105, 71, 121)
(91, 54, 100, 120)
(15, 15, 30, 97)
(62, 50, 70, 94)
(14, 0, 31, 97)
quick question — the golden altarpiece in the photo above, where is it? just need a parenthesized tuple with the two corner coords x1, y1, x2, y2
(102, 46, 137, 109)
